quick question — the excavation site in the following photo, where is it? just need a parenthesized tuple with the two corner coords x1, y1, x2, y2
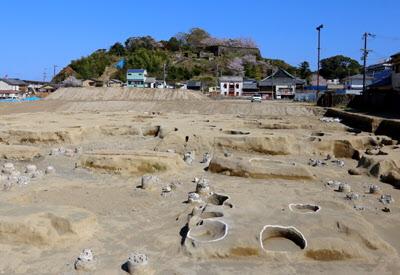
(0, 87, 399, 274)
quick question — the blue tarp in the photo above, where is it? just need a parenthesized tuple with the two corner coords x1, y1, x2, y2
(306, 86, 327, 90)
(0, 97, 41, 102)
(114, 59, 125, 68)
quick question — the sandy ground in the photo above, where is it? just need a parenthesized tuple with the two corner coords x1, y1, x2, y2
(0, 89, 399, 274)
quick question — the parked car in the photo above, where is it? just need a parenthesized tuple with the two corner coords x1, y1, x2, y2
(251, 94, 262, 102)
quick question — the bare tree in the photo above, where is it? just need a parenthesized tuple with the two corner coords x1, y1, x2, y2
(63, 76, 82, 87)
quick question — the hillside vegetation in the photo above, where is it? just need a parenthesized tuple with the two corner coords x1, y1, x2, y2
(53, 28, 298, 88)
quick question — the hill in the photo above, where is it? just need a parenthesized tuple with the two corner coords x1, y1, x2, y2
(53, 28, 298, 89)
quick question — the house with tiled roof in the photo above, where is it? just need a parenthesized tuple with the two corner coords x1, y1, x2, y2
(0, 78, 28, 99)
(187, 81, 202, 91)
(82, 78, 104, 87)
(259, 69, 305, 99)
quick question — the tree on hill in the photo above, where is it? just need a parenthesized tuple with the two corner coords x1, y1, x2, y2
(109, 42, 126, 56)
(124, 36, 163, 52)
(298, 61, 312, 85)
(183, 27, 211, 51)
(319, 55, 362, 80)
(62, 76, 81, 87)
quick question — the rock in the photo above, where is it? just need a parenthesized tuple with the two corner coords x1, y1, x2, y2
(50, 148, 59, 156)
(382, 207, 391, 213)
(201, 152, 213, 165)
(338, 183, 351, 193)
(25, 164, 36, 174)
(74, 249, 97, 272)
(334, 160, 345, 167)
(2, 163, 14, 174)
(169, 180, 182, 190)
(45, 166, 56, 175)
(379, 194, 394, 204)
(32, 171, 44, 179)
(141, 176, 159, 190)
(188, 192, 203, 205)
(65, 149, 74, 157)
(196, 179, 211, 195)
(345, 194, 360, 200)
(369, 185, 382, 195)
(75, 146, 83, 154)
(224, 153, 233, 157)
(127, 253, 150, 275)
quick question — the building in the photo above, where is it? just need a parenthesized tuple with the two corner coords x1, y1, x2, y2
(0, 90, 25, 99)
(187, 81, 202, 91)
(145, 77, 156, 88)
(127, 69, 147, 88)
(242, 78, 259, 97)
(0, 78, 28, 92)
(219, 76, 243, 96)
(259, 69, 305, 99)
(391, 52, 400, 91)
(341, 74, 374, 94)
(108, 79, 123, 87)
(367, 59, 392, 77)
(82, 78, 104, 87)
(40, 83, 60, 93)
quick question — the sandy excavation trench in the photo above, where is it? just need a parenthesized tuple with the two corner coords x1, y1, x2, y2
(0, 100, 400, 273)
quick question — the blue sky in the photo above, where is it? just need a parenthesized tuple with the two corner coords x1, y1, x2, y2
(1, 0, 400, 81)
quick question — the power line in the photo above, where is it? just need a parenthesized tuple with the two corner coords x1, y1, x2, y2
(375, 35, 400, 41)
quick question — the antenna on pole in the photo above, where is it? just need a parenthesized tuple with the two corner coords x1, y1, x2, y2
(361, 32, 375, 91)
(53, 65, 59, 83)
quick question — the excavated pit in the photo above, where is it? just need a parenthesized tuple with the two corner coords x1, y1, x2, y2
(289, 204, 321, 213)
(260, 225, 307, 252)
(187, 219, 228, 243)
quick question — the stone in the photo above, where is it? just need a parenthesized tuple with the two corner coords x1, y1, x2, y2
(201, 152, 213, 165)
(338, 183, 351, 193)
(334, 160, 345, 167)
(224, 152, 233, 157)
(32, 171, 44, 179)
(196, 178, 211, 195)
(127, 253, 150, 275)
(345, 194, 360, 200)
(45, 166, 56, 175)
(169, 180, 182, 190)
(188, 192, 203, 205)
(64, 149, 74, 157)
(75, 146, 83, 154)
(17, 176, 30, 186)
(2, 163, 14, 174)
(370, 185, 382, 195)
(74, 249, 97, 272)
(183, 153, 193, 164)
(50, 148, 59, 156)
(379, 194, 394, 204)
(25, 164, 36, 174)
(141, 176, 158, 190)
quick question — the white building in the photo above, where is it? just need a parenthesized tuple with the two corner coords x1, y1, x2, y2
(341, 74, 374, 94)
(219, 76, 243, 96)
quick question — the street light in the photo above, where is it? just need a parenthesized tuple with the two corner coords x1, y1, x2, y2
(316, 24, 323, 97)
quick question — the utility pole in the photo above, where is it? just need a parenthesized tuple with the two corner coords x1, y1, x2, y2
(316, 24, 324, 97)
(43, 68, 47, 82)
(53, 65, 59, 83)
(163, 63, 166, 88)
(361, 32, 375, 91)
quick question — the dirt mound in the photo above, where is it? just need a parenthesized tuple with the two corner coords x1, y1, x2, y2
(76, 150, 185, 175)
(209, 156, 315, 180)
(0, 144, 43, 160)
(45, 87, 208, 101)
(0, 203, 97, 245)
